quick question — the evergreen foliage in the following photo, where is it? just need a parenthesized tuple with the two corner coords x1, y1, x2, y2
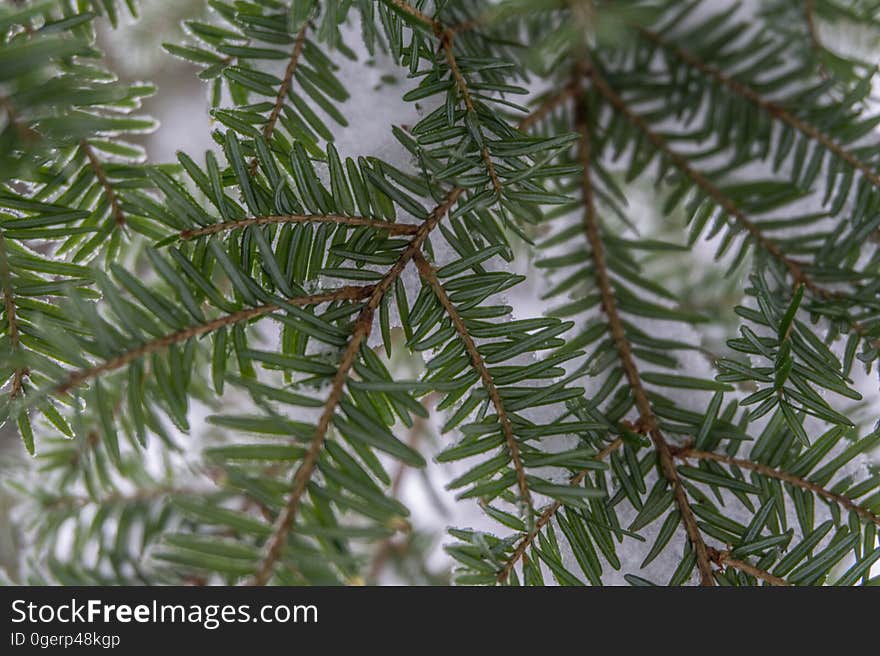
(1, 0, 879, 586)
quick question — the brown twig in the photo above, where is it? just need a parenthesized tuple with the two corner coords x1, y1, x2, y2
(413, 251, 532, 513)
(674, 447, 880, 528)
(265, 26, 307, 143)
(178, 214, 419, 240)
(803, 0, 829, 79)
(638, 28, 879, 190)
(576, 70, 715, 586)
(80, 140, 125, 227)
(54, 285, 373, 396)
(439, 31, 503, 196)
(0, 233, 26, 398)
(248, 24, 308, 175)
(518, 86, 578, 132)
(708, 547, 791, 586)
(248, 187, 463, 586)
(386, 0, 440, 31)
(497, 438, 623, 583)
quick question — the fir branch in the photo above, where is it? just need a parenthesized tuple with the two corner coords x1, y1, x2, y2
(54, 285, 374, 396)
(708, 547, 792, 586)
(577, 72, 715, 586)
(247, 94, 570, 585)
(264, 24, 308, 143)
(638, 28, 880, 190)
(80, 139, 126, 227)
(589, 66, 823, 296)
(178, 214, 420, 240)
(386, 0, 440, 32)
(388, 0, 503, 194)
(803, 0, 829, 79)
(440, 31, 503, 196)
(249, 187, 464, 586)
(673, 447, 880, 528)
(497, 437, 623, 583)
(413, 251, 533, 513)
(250, 304, 375, 586)
(0, 232, 26, 398)
(248, 23, 308, 175)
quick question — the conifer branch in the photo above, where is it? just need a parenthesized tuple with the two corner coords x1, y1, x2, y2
(803, 0, 829, 79)
(0, 232, 26, 398)
(250, 104, 566, 585)
(264, 25, 307, 143)
(178, 214, 419, 240)
(250, 304, 375, 586)
(708, 547, 791, 586)
(80, 139, 126, 227)
(576, 71, 715, 586)
(413, 251, 533, 513)
(54, 285, 374, 396)
(249, 187, 463, 586)
(497, 438, 623, 583)
(638, 28, 880, 190)
(589, 66, 825, 297)
(248, 23, 308, 174)
(387, 1, 502, 194)
(673, 447, 880, 527)
(386, 0, 440, 32)
(440, 31, 503, 196)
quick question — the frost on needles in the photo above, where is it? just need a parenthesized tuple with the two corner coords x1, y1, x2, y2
(0, 0, 879, 586)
